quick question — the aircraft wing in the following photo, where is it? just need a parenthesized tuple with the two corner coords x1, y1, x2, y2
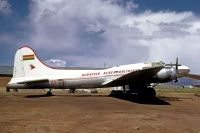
(102, 66, 163, 86)
(184, 74, 200, 80)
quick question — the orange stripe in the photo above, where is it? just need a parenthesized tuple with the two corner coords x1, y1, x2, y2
(23, 54, 34, 60)
(23, 54, 34, 57)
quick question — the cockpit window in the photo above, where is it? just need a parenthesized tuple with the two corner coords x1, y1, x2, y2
(151, 61, 164, 67)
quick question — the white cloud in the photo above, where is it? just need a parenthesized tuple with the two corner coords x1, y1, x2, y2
(45, 59, 66, 67)
(125, 1, 138, 11)
(0, 0, 11, 14)
(26, 0, 200, 74)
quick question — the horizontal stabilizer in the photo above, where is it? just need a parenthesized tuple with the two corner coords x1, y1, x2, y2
(17, 78, 49, 84)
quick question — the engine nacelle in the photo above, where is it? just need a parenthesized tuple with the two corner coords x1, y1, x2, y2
(155, 68, 177, 82)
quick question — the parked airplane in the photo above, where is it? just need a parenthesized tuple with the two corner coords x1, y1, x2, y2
(7, 46, 190, 97)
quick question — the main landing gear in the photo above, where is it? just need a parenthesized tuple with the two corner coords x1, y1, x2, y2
(128, 83, 156, 98)
(69, 88, 76, 93)
(46, 88, 53, 96)
(5, 87, 18, 92)
(6, 87, 10, 92)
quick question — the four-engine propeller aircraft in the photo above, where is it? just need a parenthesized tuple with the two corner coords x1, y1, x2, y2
(7, 46, 190, 97)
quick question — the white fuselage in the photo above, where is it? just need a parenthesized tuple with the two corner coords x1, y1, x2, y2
(9, 63, 146, 89)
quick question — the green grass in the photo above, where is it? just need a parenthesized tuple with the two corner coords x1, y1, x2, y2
(155, 85, 200, 93)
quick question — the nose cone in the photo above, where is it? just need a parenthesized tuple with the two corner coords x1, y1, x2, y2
(178, 65, 190, 74)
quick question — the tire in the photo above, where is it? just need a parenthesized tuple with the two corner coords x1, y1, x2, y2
(6, 87, 10, 92)
(137, 87, 156, 98)
(46, 91, 52, 96)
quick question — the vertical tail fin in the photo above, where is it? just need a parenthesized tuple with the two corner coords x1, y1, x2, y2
(13, 46, 51, 78)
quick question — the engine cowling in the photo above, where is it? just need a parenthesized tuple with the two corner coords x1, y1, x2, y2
(155, 68, 177, 82)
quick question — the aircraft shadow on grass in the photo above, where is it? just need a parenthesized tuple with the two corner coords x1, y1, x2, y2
(109, 90, 180, 105)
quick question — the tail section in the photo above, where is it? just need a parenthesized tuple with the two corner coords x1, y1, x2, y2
(13, 46, 51, 78)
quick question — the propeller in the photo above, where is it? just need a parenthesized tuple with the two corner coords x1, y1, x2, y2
(165, 57, 179, 82)
(174, 57, 179, 82)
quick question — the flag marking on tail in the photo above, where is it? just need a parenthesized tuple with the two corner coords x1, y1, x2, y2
(23, 54, 35, 60)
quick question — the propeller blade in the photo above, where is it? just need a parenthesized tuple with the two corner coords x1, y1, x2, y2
(174, 57, 179, 82)
(176, 57, 178, 71)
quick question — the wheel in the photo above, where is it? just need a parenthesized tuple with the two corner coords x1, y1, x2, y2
(137, 87, 156, 98)
(46, 91, 53, 96)
(14, 89, 18, 92)
(6, 87, 10, 92)
(69, 89, 76, 93)
(147, 87, 156, 97)
(128, 83, 156, 98)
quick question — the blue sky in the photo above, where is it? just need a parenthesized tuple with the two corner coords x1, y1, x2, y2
(0, 0, 200, 73)
(134, 0, 200, 13)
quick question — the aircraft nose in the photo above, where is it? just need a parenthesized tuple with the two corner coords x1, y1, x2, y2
(179, 66, 190, 74)
(186, 66, 190, 74)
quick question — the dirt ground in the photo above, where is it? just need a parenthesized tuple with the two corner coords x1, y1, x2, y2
(0, 90, 200, 133)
